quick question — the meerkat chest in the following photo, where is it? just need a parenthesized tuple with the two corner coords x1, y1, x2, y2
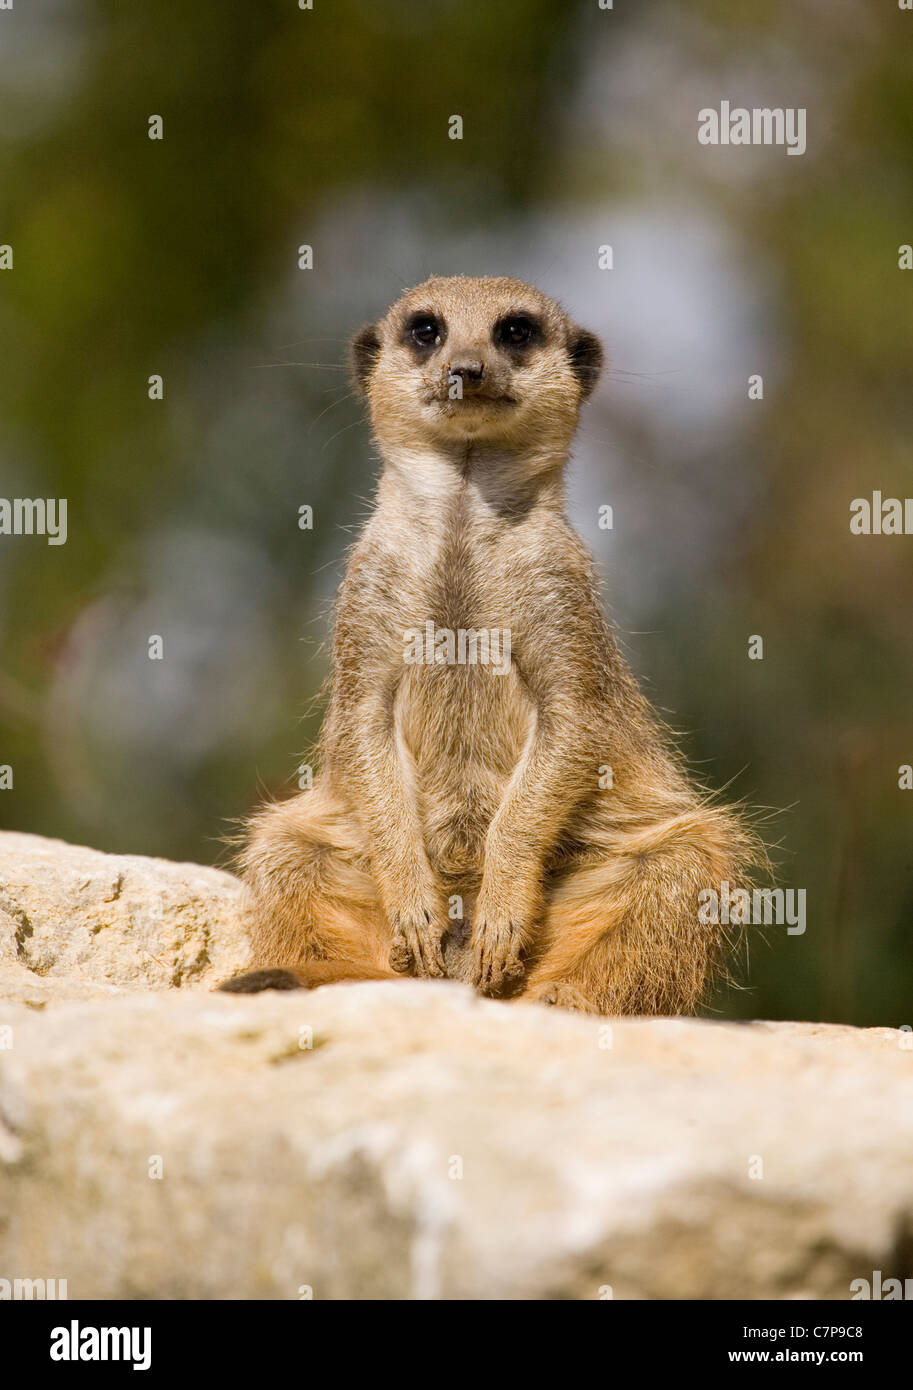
(399, 488, 525, 681)
(394, 489, 536, 799)
(370, 473, 540, 873)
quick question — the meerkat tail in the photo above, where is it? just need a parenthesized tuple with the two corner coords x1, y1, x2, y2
(218, 959, 400, 994)
(218, 968, 310, 993)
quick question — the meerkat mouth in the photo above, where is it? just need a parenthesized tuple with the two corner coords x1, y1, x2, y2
(427, 392, 518, 409)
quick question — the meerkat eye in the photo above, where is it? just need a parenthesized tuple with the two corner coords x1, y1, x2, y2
(406, 314, 441, 349)
(495, 314, 538, 348)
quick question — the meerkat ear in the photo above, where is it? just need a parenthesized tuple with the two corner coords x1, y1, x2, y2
(568, 328, 604, 400)
(350, 322, 382, 394)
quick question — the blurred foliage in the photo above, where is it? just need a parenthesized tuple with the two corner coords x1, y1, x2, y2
(0, 0, 910, 1025)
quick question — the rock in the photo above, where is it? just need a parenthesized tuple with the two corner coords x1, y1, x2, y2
(0, 831, 249, 1004)
(0, 832, 910, 1299)
(1, 985, 912, 1299)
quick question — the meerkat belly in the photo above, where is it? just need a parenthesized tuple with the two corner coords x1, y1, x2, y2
(396, 656, 535, 878)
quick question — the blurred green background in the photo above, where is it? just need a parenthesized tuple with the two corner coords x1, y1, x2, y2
(1, 0, 910, 1024)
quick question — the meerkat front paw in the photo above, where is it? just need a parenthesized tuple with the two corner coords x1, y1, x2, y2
(389, 907, 447, 978)
(471, 912, 527, 996)
(521, 980, 592, 1013)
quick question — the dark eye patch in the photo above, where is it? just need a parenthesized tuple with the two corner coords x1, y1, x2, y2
(404, 311, 445, 351)
(494, 313, 542, 350)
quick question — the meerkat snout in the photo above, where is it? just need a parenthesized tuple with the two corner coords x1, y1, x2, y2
(350, 275, 605, 452)
(448, 358, 485, 391)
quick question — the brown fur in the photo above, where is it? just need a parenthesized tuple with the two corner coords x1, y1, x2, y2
(224, 276, 762, 1013)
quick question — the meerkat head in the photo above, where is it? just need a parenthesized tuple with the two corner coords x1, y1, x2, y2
(350, 276, 603, 456)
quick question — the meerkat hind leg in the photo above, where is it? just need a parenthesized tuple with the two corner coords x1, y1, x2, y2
(221, 784, 400, 993)
(519, 805, 752, 1016)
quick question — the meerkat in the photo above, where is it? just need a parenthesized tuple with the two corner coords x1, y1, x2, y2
(222, 275, 760, 1013)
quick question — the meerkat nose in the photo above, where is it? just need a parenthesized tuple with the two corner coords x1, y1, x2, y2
(449, 359, 485, 387)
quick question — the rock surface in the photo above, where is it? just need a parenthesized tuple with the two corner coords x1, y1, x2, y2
(0, 831, 910, 1300)
(0, 830, 249, 1004)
